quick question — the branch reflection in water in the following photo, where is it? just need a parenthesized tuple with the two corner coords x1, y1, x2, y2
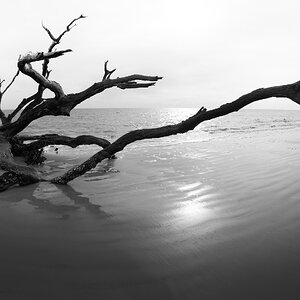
(0, 181, 109, 220)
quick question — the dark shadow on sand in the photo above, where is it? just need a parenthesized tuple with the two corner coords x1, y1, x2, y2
(0, 181, 110, 219)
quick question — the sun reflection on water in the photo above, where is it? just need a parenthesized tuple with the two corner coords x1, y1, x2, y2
(176, 199, 211, 223)
(178, 182, 202, 191)
(185, 186, 213, 198)
(173, 182, 217, 226)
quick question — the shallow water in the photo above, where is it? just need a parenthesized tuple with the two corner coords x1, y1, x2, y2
(0, 109, 299, 299)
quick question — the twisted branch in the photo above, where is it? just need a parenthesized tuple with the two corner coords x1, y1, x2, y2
(4, 16, 161, 136)
(17, 50, 71, 98)
(17, 134, 111, 151)
(8, 16, 86, 120)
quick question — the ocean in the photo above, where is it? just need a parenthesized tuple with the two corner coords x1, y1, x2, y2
(22, 107, 300, 146)
(1, 108, 299, 299)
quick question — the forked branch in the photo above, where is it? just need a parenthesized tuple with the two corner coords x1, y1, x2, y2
(102, 61, 116, 81)
(63, 74, 163, 111)
(42, 14, 86, 48)
(9, 16, 82, 119)
(41, 14, 86, 78)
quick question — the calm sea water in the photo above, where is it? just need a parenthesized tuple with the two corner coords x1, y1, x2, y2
(20, 108, 300, 147)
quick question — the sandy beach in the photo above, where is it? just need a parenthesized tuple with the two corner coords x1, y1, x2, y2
(0, 125, 299, 299)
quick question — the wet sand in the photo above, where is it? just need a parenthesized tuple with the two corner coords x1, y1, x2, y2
(0, 128, 299, 299)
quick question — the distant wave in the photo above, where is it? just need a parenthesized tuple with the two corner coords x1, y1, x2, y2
(21, 108, 299, 143)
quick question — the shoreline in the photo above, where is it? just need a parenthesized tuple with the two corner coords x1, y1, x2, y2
(0, 128, 299, 299)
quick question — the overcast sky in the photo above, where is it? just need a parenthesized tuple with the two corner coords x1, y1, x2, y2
(1, 0, 300, 110)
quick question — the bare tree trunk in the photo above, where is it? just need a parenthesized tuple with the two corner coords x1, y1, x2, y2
(0, 133, 42, 191)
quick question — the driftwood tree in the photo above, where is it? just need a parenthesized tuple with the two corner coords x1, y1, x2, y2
(0, 15, 299, 191)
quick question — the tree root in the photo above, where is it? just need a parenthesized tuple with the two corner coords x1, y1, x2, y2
(0, 158, 42, 190)
(0, 172, 19, 191)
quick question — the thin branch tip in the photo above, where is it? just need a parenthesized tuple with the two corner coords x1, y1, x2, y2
(102, 60, 116, 81)
(1, 69, 20, 95)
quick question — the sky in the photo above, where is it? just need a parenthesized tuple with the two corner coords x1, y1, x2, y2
(1, 0, 300, 110)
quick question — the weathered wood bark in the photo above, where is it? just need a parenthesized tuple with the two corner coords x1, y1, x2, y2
(0, 134, 42, 190)
(15, 134, 111, 152)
